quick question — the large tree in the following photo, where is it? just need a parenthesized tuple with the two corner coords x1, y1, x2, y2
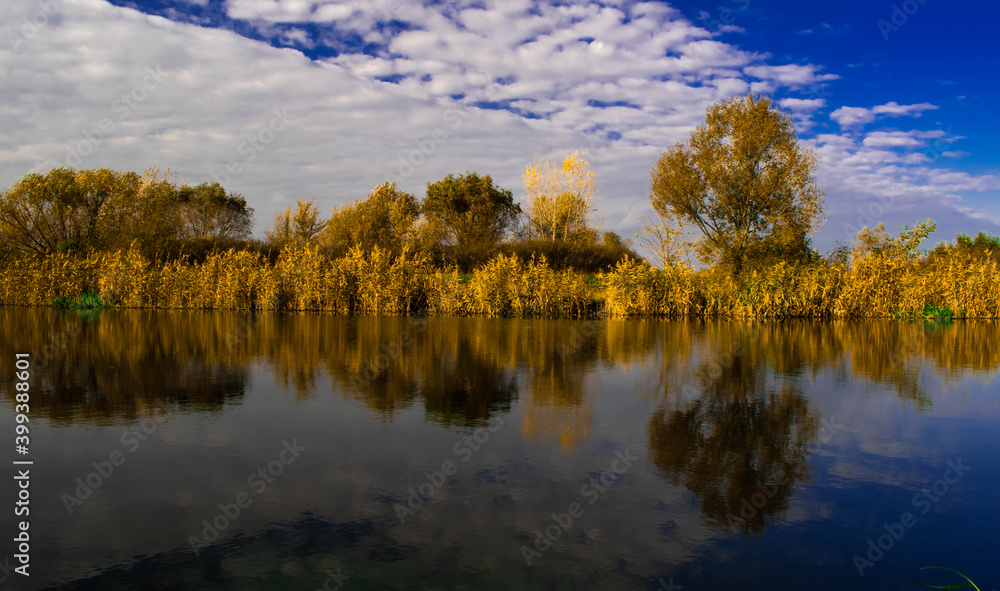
(649, 94, 823, 276)
(0, 167, 139, 254)
(423, 172, 520, 267)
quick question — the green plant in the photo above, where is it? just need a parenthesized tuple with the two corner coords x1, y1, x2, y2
(50, 292, 110, 310)
(917, 566, 982, 590)
(921, 303, 954, 322)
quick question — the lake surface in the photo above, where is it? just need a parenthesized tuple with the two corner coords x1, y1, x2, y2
(1, 309, 998, 590)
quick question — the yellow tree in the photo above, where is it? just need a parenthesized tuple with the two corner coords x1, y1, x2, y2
(852, 219, 935, 263)
(635, 210, 696, 269)
(265, 199, 327, 247)
(95, 167, 186, 251)
(1, 167, 150, 254)
(522, 151, 599, 242)
(320, 182, 419, 257)
(650, 94, 823, 277)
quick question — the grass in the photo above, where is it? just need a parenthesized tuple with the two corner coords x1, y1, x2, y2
(50, 292, 113, 310)
(917, 566, 983, 590)
(895, 303, 955, 323)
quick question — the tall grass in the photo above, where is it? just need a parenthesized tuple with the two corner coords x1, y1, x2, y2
(1, 244, 999, 318)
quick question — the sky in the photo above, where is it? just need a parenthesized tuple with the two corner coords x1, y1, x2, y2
(2, 0, 998, 255)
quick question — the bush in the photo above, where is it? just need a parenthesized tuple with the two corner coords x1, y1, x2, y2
(500, 233, 642, 273)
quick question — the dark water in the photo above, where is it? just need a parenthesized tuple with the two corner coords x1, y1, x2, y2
(0, 309, 997, 590)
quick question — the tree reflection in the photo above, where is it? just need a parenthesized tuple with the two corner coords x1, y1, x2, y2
(0, 308, 247, 424)
(647, 329, 818, 535)
(3, 307, 998, 434)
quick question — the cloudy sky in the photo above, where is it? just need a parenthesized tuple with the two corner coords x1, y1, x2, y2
(2, 0, 998, 254)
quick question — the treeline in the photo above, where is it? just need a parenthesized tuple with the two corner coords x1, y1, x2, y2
(2, 94, 999, 317)
(0, 166, 998, 318)
(0, 167, 255, 262)
(0, 163, 639, 273)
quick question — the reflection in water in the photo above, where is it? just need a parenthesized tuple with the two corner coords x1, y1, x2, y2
(647, 327, 818, 535)
(6, 310, 996, 428)
(0, 309, 998, 589)
(0, 309, 248, 424)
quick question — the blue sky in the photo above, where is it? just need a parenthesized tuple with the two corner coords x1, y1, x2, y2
(2, 0, 998, 256)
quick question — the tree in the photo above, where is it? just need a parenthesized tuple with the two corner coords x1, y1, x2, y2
(0, 167, 139, 254)
(522, 151, 599, 242)
(320, 182, 419, 257)
(265, 199, 327, 248)
(636, 210, 696, 269)
(852, 219, 935, 264)
(177, 183, 254, 241)
(649, 94, 823, 276)
(423, 172, 520, 268)
(94, 167, 187, 252)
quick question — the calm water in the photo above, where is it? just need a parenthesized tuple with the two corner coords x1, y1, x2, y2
(0, 309, 998, 590)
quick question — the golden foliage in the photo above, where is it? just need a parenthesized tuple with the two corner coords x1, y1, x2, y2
(1, 238, 999, 318)
(522, 151, 599, 241)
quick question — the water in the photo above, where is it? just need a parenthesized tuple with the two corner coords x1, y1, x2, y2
(0, 309, 997, 590)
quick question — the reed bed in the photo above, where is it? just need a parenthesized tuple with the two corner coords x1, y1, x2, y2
(1, 245, 998, 318)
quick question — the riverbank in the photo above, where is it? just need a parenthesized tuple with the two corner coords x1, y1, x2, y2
(1, 244, 998, 318)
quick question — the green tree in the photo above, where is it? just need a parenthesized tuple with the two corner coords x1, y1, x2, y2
(423, 172, 520, 268)
(649, 94, 824, 276)
(320, 182, 419, 257)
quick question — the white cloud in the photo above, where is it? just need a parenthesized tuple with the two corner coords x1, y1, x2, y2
(743, 63, 839, 89)
(862, 131, 924, 148)
(807, 128, 1000, 250)
(831, 101, 939, 128)
(872, 101, 937, 117)
(780, 97, 826, 112)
